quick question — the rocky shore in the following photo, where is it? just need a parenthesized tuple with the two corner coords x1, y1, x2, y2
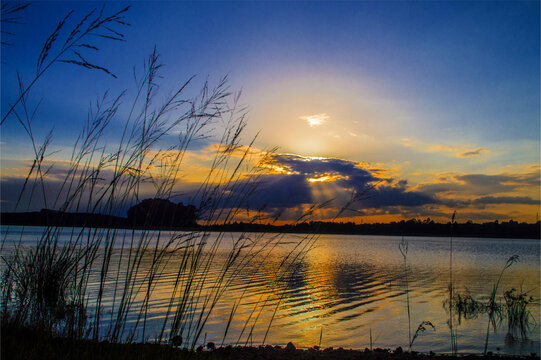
(2, 325, 539, 360)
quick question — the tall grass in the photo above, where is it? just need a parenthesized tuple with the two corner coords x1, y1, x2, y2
(1, 4, 130, 126)
(399, 237, 435, 351)
(0, 5, 324, 349)
(448, 211, 458, 354)
(398, 237, 411, 348)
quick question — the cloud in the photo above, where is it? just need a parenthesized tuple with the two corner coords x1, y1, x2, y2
(472, 196, 539, 205)
(427, 145, 491, 158)
(299, 113, 329, 127)
(3, 146, 537, 223)
(418, 170, 540, 198)
(405, 139, 492, 158)
(457, 148, 490, 158)
(267, 154, 377, 190)
(246, 154, 438, 217)
(241, 174, 313, 209)
(456, 172, 539, 194)
(359, 185, 436, 208)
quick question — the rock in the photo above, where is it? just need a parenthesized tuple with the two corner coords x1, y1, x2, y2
(394, 346, 403, 354)
(207, 342, 215, 350)
(196, 345, 203, 352)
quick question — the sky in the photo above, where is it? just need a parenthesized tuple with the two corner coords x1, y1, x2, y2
(1, 1, 539, 223)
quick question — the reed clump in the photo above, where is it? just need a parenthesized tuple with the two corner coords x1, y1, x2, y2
(1, 245, 87, 336)
(444, 255, 535, 353)
(504, 287, 535, 341)
(446, 290, 489, 324)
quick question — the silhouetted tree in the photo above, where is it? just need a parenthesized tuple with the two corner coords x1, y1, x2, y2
(127, 198, 198, 228)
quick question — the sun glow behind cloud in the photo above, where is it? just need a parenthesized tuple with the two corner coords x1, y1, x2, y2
(307, 174, 347, 183)
(300, 113, 329, 127)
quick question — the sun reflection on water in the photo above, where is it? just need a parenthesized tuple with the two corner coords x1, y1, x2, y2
(5, 229, 538, 353)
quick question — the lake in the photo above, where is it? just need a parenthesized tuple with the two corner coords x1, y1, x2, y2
(1, 226, 539, 354)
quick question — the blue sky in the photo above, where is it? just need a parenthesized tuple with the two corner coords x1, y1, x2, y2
(1, 1, 539, 222)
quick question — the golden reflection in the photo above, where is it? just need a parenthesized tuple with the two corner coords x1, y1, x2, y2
(88, 233, 540, 351)
(304, 245, 340, 303)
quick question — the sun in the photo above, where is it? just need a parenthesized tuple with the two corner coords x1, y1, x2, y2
(300, 113, 329, 127)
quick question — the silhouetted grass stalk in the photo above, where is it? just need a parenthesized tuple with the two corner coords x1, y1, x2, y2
(449, 211, 457, 354)
(399, 237, 411, 349)
(2, 27, 327, 350)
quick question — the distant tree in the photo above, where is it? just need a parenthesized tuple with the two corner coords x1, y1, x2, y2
(127, 198, 197, 228)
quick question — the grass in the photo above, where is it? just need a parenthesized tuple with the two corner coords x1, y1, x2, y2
(444, 254, 529, 354)
(483, 255, 520, 355)
(445, 271, 536, 353)
(398, 237, 436, 351)
(399, 214, 534, 354)
(449, 211, 458, 355)
(398, 237, 412, 349)
(504, 287, 536, 341)
(447, 290, 487, 324)
(0, 4, 325, 350)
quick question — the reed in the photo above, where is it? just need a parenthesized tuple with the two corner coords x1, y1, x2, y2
(410, 321, 435, 349)
(398, 237, 435, 351)
(446, 289, 488, 324)
(448, 211, 458, 354)
(1, 4, 130, 126)
(504, 286, 535, 341)
(398, 237, 411, 349)
(0, 4, 332, 352)
(483, 255, 519, 355)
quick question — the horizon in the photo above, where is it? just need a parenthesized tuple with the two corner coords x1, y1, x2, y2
(3, 205, 539, 226)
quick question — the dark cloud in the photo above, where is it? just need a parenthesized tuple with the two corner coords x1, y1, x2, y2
(270, 154, 377, 191)
(360, 185, 436, 208)
(255, 154, 437, 214)
(416, 182, 463, 196)
(242, 174, 313, 209)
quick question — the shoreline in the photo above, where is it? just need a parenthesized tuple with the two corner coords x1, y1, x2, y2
(1, 214, 540, 240)
(2, 325, 539, 360)
(1, 223, 539, 240)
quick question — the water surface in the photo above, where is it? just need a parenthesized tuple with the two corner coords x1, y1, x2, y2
(2, 227, 539, 354)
